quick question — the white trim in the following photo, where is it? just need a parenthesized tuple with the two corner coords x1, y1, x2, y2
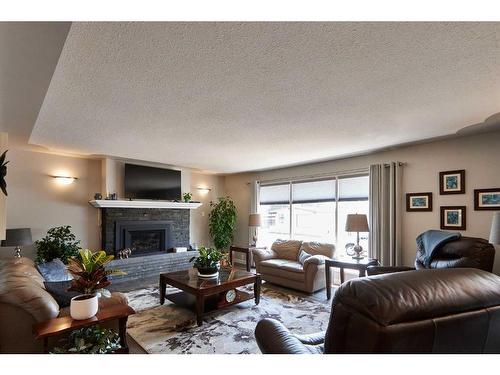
(89, 200, 202, 209)
(259, 167, 369, 186)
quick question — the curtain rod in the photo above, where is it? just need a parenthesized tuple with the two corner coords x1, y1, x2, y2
(256, 167, 370, 186)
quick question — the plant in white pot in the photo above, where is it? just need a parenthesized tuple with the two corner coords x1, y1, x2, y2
(190, 246, 224, 278)
(67, 249, 124, 320)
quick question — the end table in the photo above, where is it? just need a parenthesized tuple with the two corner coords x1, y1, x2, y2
(229, 245, 265, 271)
(325, 257, 379, 299)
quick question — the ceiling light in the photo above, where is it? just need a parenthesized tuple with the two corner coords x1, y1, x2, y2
(53, 176, 77, 185)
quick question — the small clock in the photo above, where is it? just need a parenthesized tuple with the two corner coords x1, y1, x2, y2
(225, 289, 237, 303)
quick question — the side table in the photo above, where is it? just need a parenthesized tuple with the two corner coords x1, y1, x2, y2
(33, 304, 135, 353)
(325, 257, 379, 299)
(229, 245, 265, 271)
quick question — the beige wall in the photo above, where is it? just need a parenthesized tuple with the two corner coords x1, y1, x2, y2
(1, 148, 101, 259)
(0, 133, 7, 240)
(224, 131, 500, 274)
(0, 148, 225, 260)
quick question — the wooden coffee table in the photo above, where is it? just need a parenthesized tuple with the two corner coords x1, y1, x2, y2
(325, 257, 379, 299)
(160, 268, 261, 326)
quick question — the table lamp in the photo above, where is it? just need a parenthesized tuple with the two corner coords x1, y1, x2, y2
(490, 212, 500, 246)
(249, 213, 261, 246)
(1, 228, 32, 258)
(345, 214, 369, 259)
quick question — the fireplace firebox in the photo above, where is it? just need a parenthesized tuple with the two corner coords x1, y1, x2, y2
(115, 220, 172, 257)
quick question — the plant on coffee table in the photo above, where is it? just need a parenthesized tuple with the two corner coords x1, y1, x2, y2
(190, 246, 224, 276)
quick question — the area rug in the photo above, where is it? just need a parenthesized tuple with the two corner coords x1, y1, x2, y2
(124, 284, 331, 354)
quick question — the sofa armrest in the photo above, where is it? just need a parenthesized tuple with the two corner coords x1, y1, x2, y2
(303, 255, 329, 267)
(252, 248, 278, 264)
(366, 265, 415, 276)
(293, 331, 325, 346)
(255, 318, 322, 354)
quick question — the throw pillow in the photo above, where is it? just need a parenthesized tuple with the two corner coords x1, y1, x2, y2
(298, 249, 312, 265)
(36, 258, 73, 282)
(44, 280, 78, 308)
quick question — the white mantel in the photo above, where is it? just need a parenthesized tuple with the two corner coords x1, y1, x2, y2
(89, 200, 202, 209)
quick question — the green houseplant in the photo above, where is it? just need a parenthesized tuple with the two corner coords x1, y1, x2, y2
(52, 325, 121, 354)
(208, 197, 237, 251)
(35, 225, 81, 264)
(182, 192, 192, 202)
(190, 246, 224, 277)
(67, 249, 124, 320)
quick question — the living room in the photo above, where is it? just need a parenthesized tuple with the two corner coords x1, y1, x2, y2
(2, 1, 500, 374)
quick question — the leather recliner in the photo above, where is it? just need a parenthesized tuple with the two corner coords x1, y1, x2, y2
(255, 268, 500, 353)
(367, 236, 495, 276)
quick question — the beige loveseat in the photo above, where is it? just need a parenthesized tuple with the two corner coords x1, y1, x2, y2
(0, 257, 128, 353)
(252, 240, 335, 294)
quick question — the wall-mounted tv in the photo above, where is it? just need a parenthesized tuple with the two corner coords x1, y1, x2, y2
(124, 164, 182, 200)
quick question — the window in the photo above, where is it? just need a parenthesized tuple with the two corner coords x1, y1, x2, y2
(258, 174, 369, 255)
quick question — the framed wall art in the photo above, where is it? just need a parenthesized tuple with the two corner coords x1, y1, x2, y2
(474, 188, 500, 211)
(440, 206, 466, 230)
(439, 170, 465, 195)
(406, 192, 432, 212)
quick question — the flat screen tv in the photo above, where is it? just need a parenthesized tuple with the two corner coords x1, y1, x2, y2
(124, 164, 181, 200)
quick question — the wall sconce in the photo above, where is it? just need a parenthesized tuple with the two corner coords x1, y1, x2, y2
(53, 176, 78, 185)
(197, 187, 211, 194)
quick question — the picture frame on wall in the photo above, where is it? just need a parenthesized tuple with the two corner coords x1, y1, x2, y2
(406, 192, 432, 212)
(440, 206, 466, 230)
(439, 170, 465, 195)
(474, 188, 500, 211)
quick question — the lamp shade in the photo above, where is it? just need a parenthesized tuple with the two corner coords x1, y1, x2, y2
(1, 228, 32, 247)
(249, 213, 262, 227)
(345, 214, 369, 232)
(490, 212, 500, 245)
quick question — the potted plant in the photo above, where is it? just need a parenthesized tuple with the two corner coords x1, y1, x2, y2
(208, 197, 237, 251)
(190, 246, 223, 278)
(52, 325, 122, 354)
(67, 249, 124, 320)
(182, 192, 192, 203)
(36, 225, 81, 264)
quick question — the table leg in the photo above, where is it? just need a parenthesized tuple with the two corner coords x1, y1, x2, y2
(254, 275, 261, 305)
(196, 295, 204, 326)
(159, 277, 166, 305)
(229, 248, 233, 266)
(119, 316, 129, 350)
(359, 268, 366, 277)
(326, 264, 332, 300)
(340, 268, 345, 284)
(246, 251, 251, 272)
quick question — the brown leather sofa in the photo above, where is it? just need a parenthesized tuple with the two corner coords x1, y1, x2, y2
(255, 268, 500, 353)
(367, 236, 495, 276)
(0, 257, 129, 353)
(252, 240, 335, 293)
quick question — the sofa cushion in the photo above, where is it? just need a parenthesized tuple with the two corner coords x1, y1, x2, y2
(44, 280, 79, 308)
(259, 259, 305, 282)
(298, 250, 312, 265)
(36, 259, 72, 282)
(271, 240, 303, 261)
(300, 242, 335, 258)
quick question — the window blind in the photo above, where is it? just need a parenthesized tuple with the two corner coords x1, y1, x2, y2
(259, 183, 290, 205)
(338, 175, 369, 201)
(292, 179, 336, 204)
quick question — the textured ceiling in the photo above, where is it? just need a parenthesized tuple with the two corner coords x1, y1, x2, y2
(30, 22, 500, 173)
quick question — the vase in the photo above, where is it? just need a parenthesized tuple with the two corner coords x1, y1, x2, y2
(70, 294, 99, 320)
(197, 263, 220, 278)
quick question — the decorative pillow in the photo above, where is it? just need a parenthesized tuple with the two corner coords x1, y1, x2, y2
(298, 250, 312, 265)
(36, 258, 73, 282)
(271, 239, 303, 261)
(300, 242, 335, 258)
(43, 280, 78, 308)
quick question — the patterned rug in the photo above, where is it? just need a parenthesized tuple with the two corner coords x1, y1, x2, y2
(124, 284, 331, 354)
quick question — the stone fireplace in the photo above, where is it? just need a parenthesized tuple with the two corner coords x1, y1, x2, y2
(101, 208, 190, 257)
